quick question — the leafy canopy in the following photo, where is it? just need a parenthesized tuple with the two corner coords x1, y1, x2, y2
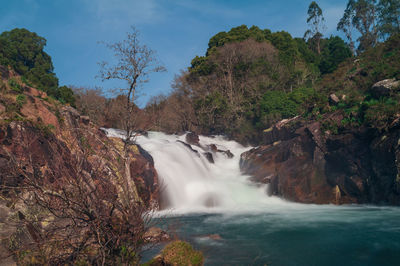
(0, 28, 75, 106)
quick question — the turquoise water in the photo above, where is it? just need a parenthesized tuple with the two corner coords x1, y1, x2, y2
(101, 130, 400, 265)
(145, 205, 400, 266)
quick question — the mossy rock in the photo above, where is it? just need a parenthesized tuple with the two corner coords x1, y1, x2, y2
(143, 240, 204, 266)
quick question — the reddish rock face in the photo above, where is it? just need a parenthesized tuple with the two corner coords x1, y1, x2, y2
(0, 74, 160, 209)
(240, 113, 400, 205)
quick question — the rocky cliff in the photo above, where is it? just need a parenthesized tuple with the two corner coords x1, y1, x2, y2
(240, 110, 400, 205)
(0, 67, 160, 209)
(0, 67, 160, 262)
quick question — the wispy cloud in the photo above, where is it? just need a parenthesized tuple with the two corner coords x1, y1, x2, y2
(172, 0, 243, 19)
(82, 0, 164, 28)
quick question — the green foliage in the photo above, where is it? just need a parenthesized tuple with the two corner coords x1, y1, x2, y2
(377, 0, 400, 39)
(319, 36, 353, 74)
(362, 97, 399, 130)
(8, 78, 22, 93)
(57, 85, 76, 106)
(0, 28, 75, 105)
(16, 94, 26, 107)
(35, 122, 55, 138)
(258, 87, 321, 128)
(207, 25, 267, 53)
(260, 90, 298, 118)
(160, 240, 204, 266)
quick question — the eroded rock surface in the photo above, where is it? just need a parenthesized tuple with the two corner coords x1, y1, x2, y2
(241, 113, 400, 205)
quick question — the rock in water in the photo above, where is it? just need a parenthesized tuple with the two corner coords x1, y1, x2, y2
(144, 227, 170, 243)
(203, 152, 214, 163)
(186, 132, 200, 146)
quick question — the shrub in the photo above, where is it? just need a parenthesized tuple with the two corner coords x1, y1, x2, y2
(16, 94, 26, 107)
(8, 78, 22, 93)
(152, 240, 204, 266)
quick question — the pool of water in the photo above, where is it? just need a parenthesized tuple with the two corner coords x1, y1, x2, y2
(144, 205, 400, 266)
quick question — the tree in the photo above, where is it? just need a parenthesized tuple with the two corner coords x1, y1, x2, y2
(338, 0, 378, 53)
(319, 36, 353, 74)
(304, 1, 326, 54)
(99, 26, 165, 214)
(0, 28, 75, 105)
(99, 26, 166, 145)
(337, 1, 357, 55)
(377, 0, 400, 39)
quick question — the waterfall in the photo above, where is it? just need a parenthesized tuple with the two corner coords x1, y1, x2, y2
(103, 129, 287, 213)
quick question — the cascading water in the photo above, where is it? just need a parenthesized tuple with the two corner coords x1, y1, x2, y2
(103, 128, 285, 213)
(103, 129, 400, 265)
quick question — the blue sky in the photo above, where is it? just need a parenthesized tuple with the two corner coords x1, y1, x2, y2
(0, 0, 348, 107)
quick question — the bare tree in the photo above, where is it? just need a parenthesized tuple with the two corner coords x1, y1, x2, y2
(98, 26, 166, 146)
(98, 27, 165, 211)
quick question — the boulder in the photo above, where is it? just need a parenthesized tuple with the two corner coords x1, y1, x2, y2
(143, 227, 170, 243)
(203, 152, 214, 163)
(329, 94, 340, 105)
(209, 144, 218, 152)
(207, 234, 222, 240)
(222, 150, 234, 158)
(370, 78, 400, 98)
(186, 132, 200, 146)
(177, 140, 199, 156)
(240, 113, 400, 205)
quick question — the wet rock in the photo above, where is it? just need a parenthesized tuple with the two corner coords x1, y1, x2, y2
(177, 140, 199, 156)
(240, 113, 400, 205)
(144, 227, 170, 243)
(370, 78, 400, 98)
(209, 144, 218, 152)
(203, 152, 214, 163)
(223, 150, 234, 158)
(207, 234, 222, 240)
(186, 132, 200, 146)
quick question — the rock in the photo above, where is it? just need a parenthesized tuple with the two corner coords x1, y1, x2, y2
(262, 116, 301, 145)
(186, 132, 200, 146)
(79, 115, 90, 125)
(329, 94, 340, 105)
(222, 150, 234, 158)
(240, 113, 400, 205)
(143, 227, 170, 243)
(203, 152, 214, 163)
(370, 78, 400, 98)
(209, 144, 218, 152)
(0, 103, 5, 113)
(177, 140, 199, 156)
(207, 234, 222, 240)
